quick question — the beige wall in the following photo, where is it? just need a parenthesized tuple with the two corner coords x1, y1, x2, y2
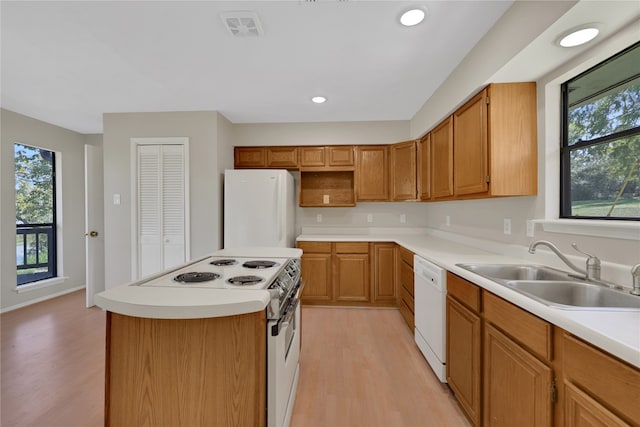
(102, 111, 224, 289)
(233, 120, 409, 147)
(1, 109, 95, 310)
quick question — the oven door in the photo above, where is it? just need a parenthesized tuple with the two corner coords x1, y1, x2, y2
(267, 298, 300, 427)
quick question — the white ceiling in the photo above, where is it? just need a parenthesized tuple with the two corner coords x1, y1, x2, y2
(1, 1, 514, 134)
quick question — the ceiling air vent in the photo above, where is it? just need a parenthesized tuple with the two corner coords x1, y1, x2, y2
(221, 12, 264, 37)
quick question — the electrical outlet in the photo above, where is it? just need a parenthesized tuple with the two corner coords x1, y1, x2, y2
(400, 214, 406, 223)
(504, 218, 512, 235)
(316, 214, 322, 223)
(113, 194, 121, 205)
(323, 194, 330, 204)
(445, 215, 451, 227)
(526, 220, 535, 237)
(367, 214, 373, 223)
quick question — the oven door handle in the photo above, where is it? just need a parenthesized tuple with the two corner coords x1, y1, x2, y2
(271, 297, 299, 337)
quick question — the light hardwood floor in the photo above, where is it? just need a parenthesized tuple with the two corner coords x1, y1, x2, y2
(1, 291, 469, 427)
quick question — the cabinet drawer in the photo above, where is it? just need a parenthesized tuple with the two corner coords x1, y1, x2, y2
(563, 333, 640, 424)
(297, 241, 331, 254)
(483, 291, 552, 361)
(401, 286, 414, 313)
(400, 262, 414, 296)
(447, 273, 481, 312)
(398, 246, 414, 267)
(399, 298, 414, 330)
(335, 242, 369, 254)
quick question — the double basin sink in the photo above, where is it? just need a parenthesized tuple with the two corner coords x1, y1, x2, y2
(457, 264, 640, 311)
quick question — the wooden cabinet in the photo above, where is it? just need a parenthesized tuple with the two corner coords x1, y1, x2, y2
(266, 146, 298, 168)
(446, 273, 481, 426)
(397, 246, 414, 329)
(430, 117, 454, 199)
(355, 145, 389, 201)
(484, 323, 553, 427)
(298, 242, 332, 303)
(234, 146, 298, 169)
(299, 170, 355, 207)
(298, 241, 397, 307)
(453, 82, 537, 197)
(562, 333, 640, 426)
(390, 140, 417, 201)
(334, 242, 370, 302)
(564, 382, 629, 427)
(372, 243, 396, 303)
(482, 291, 554, 427)
(234, 147, 267, 168)
(417, 134, 430, 200)
(300, 146, 354, 168)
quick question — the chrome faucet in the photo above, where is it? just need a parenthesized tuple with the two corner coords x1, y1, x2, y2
(631, 264, 640, 296)
(528, 240, 601, 280)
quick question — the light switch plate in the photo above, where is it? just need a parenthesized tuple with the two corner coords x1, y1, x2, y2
(113, 194, 121, 205)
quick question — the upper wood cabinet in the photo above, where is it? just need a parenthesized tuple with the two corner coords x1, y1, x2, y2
(417, 134, 431, 200)
(299, 146, 354, 168)
(430, 117, 454, 200)
(266, 146, 298, 168)
(453, 82, 537, 197)
(390, 140, 417, 201)
(234, 146, 298, 169)
(234, 147, 267, 168)
(299, 170, 355, 207)
(355, 145, 389, 201)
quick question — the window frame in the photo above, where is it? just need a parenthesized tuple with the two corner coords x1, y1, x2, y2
(559, 41, 640, 221)
(15, 144, 58, 286)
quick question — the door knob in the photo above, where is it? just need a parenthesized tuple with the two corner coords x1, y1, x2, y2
(86, 231, 99, 237)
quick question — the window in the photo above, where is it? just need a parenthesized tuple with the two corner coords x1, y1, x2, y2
(15, 143, 57, 285)
(560, 41, 640, 220)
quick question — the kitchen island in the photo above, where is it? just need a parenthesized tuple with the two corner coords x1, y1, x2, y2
(95, 247, 302, 427)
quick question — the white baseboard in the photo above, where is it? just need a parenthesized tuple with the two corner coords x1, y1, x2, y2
(1, 285, 85, 313)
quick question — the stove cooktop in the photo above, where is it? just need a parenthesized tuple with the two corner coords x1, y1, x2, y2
(137, 256, 288, 290)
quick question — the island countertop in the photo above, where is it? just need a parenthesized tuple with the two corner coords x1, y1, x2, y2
(94, 247, 302, 319)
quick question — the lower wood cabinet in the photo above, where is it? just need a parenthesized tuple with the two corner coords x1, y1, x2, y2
(397, 246, 414, 329)
(483, 323, 553, 427)
(298, 241, 398, 307)
(335, 243, 370, 302)
(446, 293, 481, 427)
(564, 381, 629, 427)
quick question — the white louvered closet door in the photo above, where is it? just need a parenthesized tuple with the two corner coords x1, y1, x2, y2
(137, 144, 186, 278)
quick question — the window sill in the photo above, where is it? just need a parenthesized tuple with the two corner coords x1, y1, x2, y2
(14, 276, 68, 294)
(534, 219, 640, 241)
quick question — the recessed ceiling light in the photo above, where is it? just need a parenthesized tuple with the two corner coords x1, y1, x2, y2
(311, 96, 327, 104)
(400, 8, 426, 27)
(558, 26, 600, 48)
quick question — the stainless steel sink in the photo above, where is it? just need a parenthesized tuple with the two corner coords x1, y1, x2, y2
(456, 263, 640, 311)
(505, 280, 640, 311)
(457, 263, 573, 283)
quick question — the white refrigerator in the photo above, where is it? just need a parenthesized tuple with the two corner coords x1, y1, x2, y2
(224, 169, 296, 248)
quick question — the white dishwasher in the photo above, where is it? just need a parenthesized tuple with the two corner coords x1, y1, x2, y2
(414, 255, 447, 382)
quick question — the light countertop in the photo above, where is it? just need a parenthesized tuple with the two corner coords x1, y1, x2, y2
(94, 247, 302, 320)
(297, 229, 640, 369)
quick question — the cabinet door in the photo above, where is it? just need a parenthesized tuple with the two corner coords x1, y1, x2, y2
(328, 146, 354, 166)
(390, 140, 417, 200)
(373, 243, 396, 303)
(355, 146, 389, 201)
(484, 323, 553, 427)
(446, 296, 481, 427)
(431, 117, 454, 199)
(300, 253, 332, 302)
(417, 134, 431, 200)
(266, 147, 298, 168)
(234, 147, 266, 168)
(334, 253, 370, 302)
(564, 382, 629, 427)
(453, 89, 488, 196)
(300, 146, 326, 167)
